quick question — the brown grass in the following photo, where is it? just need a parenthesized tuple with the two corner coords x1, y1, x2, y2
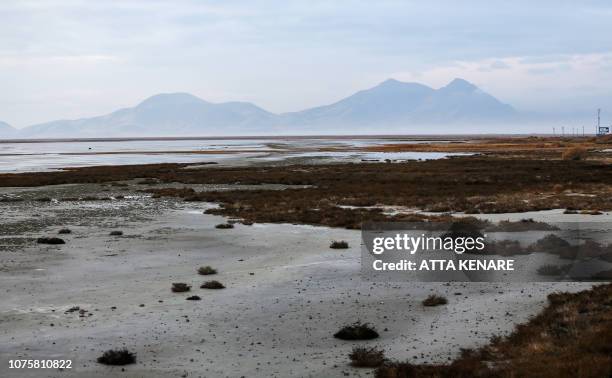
(376, 284, 612, 378)
(4, 153, 612, 229)
(562, 146, 589, 160)
(349, 346, 386, 368)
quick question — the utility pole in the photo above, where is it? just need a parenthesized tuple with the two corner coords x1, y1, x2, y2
(598, 108, 601, 135)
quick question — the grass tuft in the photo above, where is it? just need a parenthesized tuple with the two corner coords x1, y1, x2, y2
(171, 283, 191, 293)
(197, 266, 218, 275)
(200, 280, 225, 289)
(330, 240, 350, 249)
(422, 294, 448, 307)
(334, 322, 379, 340)
(349, 346, 385, 367)
(97, 348, 136, 365)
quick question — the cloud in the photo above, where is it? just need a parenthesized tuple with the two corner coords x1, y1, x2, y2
(1, 1, 612, 126)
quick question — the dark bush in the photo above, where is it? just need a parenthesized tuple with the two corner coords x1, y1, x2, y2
(171, 283, 191, 293)
(200, 280, 225, 289)
(334, 322, 379, 340)
(422, 294, 448, 307)
(215, 223, 234, 229)
(97, 348, 136, 365)
(330, 240, 349, 249)
(198, 266, 217, 275)
(58, 229, 72, 234)
(186, 295, 201, 301)
(37, 237, 65, 245)
(109, 230, 123, 236)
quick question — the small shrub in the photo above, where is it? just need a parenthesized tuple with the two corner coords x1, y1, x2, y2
(109, 230, 123, 236)
(171, 283, 191, 293)
(198, 266, 217, 275)
(186, 295, 201, 301)
(58, 229, 72, 234)
(330, 240, 349, 249)
(564, 209, 578, 214)
(97, 348, 136, 365)
(215, 223, 234, 229)
(334, 322, 379, 340)
(37, 237, 65, 245)
(201, 280, 225, 289)
(562, 146, 588, 160)
(349, 346, 385, 367)
(422, 294, 448, 307)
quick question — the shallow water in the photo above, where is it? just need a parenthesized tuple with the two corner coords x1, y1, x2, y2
(0, 138, 467, 173)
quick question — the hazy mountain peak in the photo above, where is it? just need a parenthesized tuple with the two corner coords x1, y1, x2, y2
(137, 92, 208, 108)
(17, 79, 519, 138)
(0, 121, 16, 137)
(443, 78, 478, 92)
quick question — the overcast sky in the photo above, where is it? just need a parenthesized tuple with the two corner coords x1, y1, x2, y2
(2, 0, 612, 128)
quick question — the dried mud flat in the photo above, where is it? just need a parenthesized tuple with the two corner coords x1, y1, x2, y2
(0, 137, 610, 377)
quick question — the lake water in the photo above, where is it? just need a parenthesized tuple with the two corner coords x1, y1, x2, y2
(0, 138, 468, 173)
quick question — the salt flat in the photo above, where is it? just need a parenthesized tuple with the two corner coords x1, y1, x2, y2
(0, 185, 592, 377)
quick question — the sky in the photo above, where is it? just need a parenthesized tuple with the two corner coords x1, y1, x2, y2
(2, 0, 612, 128)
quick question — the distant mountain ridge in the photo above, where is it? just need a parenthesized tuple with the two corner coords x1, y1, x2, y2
(0, 121, 16, 137)
(9, 78, 518, 138)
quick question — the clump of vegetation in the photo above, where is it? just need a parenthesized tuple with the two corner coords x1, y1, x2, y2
(198, 266, 218, 275)
(186, 295, 201, 301)
(349, 346, 385, 367)
(215, 223, 234, 229)
(562, 146, 588, 160)
(581, 209, 603, 215)
(97, 348, 136, 365)
(422, 294, 448, 307)
(58, 229, 72, 234)
(200, 280, 225, 289)
(376, 283, 612, 378)
(109, 230, 123, 236)
(171, 283, 191, 293)
(334, 322, 379, 340)
(564, 209, 579, 214)
(37, 237, 65, 245)
(330, 240, 349, 249)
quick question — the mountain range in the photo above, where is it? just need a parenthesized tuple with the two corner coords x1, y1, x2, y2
(3, 78, 518, 138)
